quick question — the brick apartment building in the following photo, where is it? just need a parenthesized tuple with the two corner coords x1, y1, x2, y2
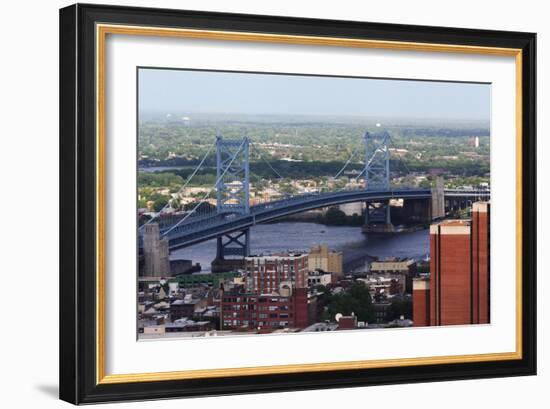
(245, 253, 308, 294)
(370, 258, 417, 293)
(221, 286, 308, 330)
(413, 201, 490, 327)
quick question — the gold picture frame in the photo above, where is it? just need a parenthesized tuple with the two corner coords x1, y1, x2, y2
(60, 4, 536, 404)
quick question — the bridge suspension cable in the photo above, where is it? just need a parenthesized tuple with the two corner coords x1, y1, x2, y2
(315, 149, 356, 194)
(251, 143, 285, 180)
(139, 141, 216, 230)
(332, 149, 359, 180)
(388, 136, 412, 176)
(155, 132, 413, 237)
(350, 132, 407, 186)
(161, 138, 247, 237)
(350, 151, 381, 185)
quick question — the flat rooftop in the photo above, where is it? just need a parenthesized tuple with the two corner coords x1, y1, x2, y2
(430, 219, 471, 234)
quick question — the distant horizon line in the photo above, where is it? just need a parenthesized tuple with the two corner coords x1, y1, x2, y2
(138, 110, 490, 124)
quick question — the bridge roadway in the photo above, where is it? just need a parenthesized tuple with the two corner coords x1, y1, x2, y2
(157, 188, 490, 251)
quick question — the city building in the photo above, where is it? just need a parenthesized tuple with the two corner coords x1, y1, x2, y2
(467, 136, 480, 148)
(336, 314, 358, 329)
(307, 271, 333, 287)
(221, 285, 308, 330)
(165, 318, 213, 333)
(245, 253, 308, 294)
(369, 258, 417, 293)
(430, 219, 470, 325)
(372, 301, 392, 324)
(387, 317, 413, 328)
(471, 201, 490, 324)
(301, 322, 338, 332)
(170, 299, 199, 321)
(358, 274, 404, 299)
(169, 258, 201, 275)
(412, 277, 430, 327)
(142, 325, 165, 336)
(415, 202, 490, 326)
(308, 245, 343, 277)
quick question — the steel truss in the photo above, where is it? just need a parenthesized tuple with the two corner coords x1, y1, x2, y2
(364, 131, 391, 226)
(215, 136, 251, 258)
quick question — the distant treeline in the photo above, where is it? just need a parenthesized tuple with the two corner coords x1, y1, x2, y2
(401, 128, 490, 137)
(139, 159, 420, 185)
(139, 156, 487, 185)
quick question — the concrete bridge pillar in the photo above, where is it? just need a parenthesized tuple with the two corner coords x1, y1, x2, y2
(141, 223, 170, 277)
(431, 176, 445, 220)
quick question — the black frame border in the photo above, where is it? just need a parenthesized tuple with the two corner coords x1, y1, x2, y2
(59, 3, 536, 404)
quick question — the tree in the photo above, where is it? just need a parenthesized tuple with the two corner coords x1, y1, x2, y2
(169, 197, 181, 210)
(323, 207, 347, 225)
(315, 284, 328, 294)
(387, 297, 412, 320)
(153, 197, 169, 212)
(184, 201, 215, 213)
(137, 198, 149, 209)
(326, 282, 374, 323)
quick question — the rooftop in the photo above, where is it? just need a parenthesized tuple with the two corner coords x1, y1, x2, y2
(245, 252, 307, 260)
(430, 219, 471, 234)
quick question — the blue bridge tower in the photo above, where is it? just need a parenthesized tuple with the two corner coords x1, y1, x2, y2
(363, 131, 393, 231)
(213, 136, 251, 270)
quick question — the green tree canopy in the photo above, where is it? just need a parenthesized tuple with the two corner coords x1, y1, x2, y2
(323, 207, 347, 226)
(326, 282, 374, 323)
(387, 297, 412, 321)
(153, 197, 169, 212)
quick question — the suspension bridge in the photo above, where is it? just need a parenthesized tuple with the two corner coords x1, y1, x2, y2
(139, 131, 490, 265)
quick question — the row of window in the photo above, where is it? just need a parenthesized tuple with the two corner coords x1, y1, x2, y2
(223, 304, 291, 311)
(223, 297, 291, 303)
(223, 320, 291, 328)
(222, 313, 294, 319)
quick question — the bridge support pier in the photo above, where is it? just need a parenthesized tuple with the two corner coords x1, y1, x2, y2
(430, 176, 445, 220)
(363, 200, 394, 233)
(141, 223, 170, 277)
(396, 199, 431, 224)
(211, 229, 250, 273)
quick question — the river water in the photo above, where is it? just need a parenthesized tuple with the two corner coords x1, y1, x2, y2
(172, 222, 429, 273)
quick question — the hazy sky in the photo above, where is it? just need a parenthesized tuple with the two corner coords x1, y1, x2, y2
(138, 68, 490, 121)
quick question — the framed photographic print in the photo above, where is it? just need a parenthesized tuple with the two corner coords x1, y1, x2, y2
(59, 3, 536, 404)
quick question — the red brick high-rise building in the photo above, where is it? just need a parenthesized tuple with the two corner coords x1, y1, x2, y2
(413, 202, 490, 327)
(471, 201, 490, 324)
(245, 253, 308, 294)
(430, 219, 472, 325)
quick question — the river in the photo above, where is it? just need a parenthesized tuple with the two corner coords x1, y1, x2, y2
(171, 222, 429, 273)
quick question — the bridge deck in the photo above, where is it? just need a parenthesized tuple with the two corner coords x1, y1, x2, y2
(142, 188, 490, 251)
